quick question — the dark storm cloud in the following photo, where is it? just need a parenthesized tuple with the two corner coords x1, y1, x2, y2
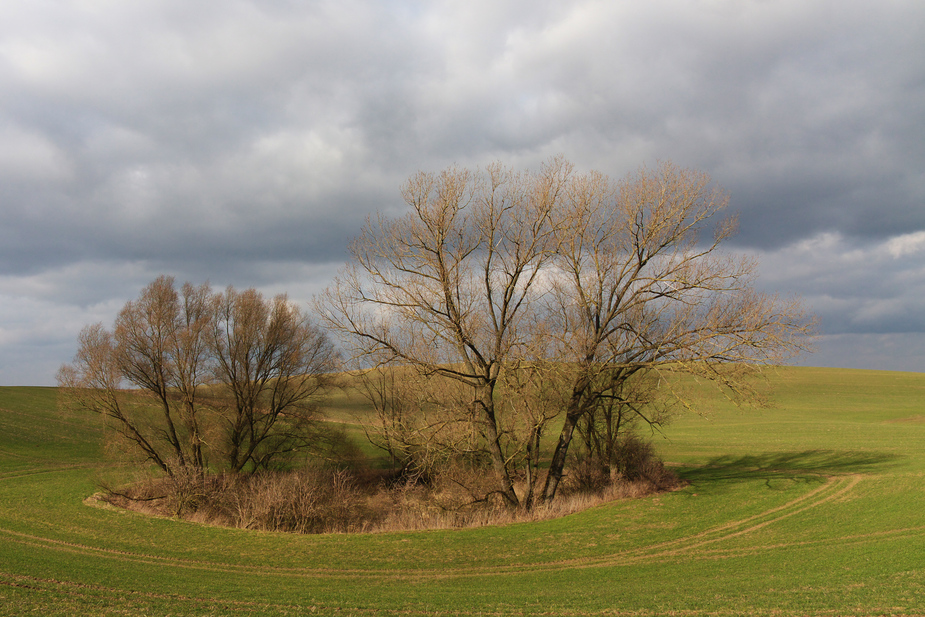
(1, 0, 924, 384)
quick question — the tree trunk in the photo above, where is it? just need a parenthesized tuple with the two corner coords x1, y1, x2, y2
(541, 367, 595, 504)
(540, 408, 581, 504)
(475, 385, 519, 508)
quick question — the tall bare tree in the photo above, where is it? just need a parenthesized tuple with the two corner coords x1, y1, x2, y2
(209, 287, 337, 472)
(57, 276, 213, 475)
(538, 162, 813, 502)
(320, 158, 812, 510)
(318, 158, 572, 507)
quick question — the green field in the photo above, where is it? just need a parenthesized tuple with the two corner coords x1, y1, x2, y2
(2, 367, 924, 616)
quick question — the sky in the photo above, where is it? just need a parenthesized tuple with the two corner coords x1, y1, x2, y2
(1, 0, 923, 386)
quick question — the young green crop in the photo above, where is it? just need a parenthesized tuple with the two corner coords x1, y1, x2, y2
(1, 369, 924, 616)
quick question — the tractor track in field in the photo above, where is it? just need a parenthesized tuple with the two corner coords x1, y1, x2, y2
(569, 473, 865, 568)
(3, 469, 924, 616)
(0, 463, 100, 481)
(2, 472, 916, 584)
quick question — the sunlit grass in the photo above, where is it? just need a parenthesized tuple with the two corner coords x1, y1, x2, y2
(1, 368, 924, 615)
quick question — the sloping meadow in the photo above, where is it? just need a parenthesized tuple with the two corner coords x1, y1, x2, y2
(1, 367, 924, 616)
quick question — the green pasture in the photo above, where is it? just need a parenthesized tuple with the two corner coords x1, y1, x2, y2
(1, 367, 924, 616)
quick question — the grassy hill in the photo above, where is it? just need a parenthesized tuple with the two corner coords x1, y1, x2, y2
(1, 367, 924, 616)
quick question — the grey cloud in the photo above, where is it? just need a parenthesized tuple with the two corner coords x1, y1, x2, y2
(803, 333, 925, 374)
(749, 231, 925, 337)
(1, 0, 924, 383)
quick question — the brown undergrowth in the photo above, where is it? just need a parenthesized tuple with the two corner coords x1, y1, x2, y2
(99, 458, 681, 535)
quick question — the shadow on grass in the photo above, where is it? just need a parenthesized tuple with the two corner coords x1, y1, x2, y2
(676, 449, 904, 487)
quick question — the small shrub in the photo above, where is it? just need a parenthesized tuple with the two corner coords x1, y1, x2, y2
(563, 432, 681, 496)
(104, 467, 367, 533)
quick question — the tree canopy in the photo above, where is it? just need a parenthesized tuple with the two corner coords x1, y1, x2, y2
(318, 158, 814, 509)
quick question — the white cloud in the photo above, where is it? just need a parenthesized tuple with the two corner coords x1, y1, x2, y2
(886, 230, 925, 259)
(0, 257, 345, 385)
(0, 286, 124, 386)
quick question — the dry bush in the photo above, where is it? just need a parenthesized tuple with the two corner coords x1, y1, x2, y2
(101, 447, 683, 534)
(217, 469, 362, 534)
(359, 466, 682, 533)
(352, 449, 683, 533)
(363, 460, 513, 532)
(98, 461, 212, 519)
(563, 433, 681, 497)
(103, 467, 367, 533)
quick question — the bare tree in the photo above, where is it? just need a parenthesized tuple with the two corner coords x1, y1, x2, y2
(317, 158, 572, 507)
(320, 158, 812, 510)
(209, 287, 337, 472)
(353, 360, 470, 483)
(57, 277, 212, 475)
(57, 323, 176, 474)
(538, 162, 813, 503)
(495, 357, 568, 510)
(116, 276, 213, 471)
(571, 369, 672, 482)
(58, 277, 338, 476)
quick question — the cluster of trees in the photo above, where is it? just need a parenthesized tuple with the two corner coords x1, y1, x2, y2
(316, 158, 812, 509)
(58, 278, 337, 477)
(60, 158, 813, 514)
